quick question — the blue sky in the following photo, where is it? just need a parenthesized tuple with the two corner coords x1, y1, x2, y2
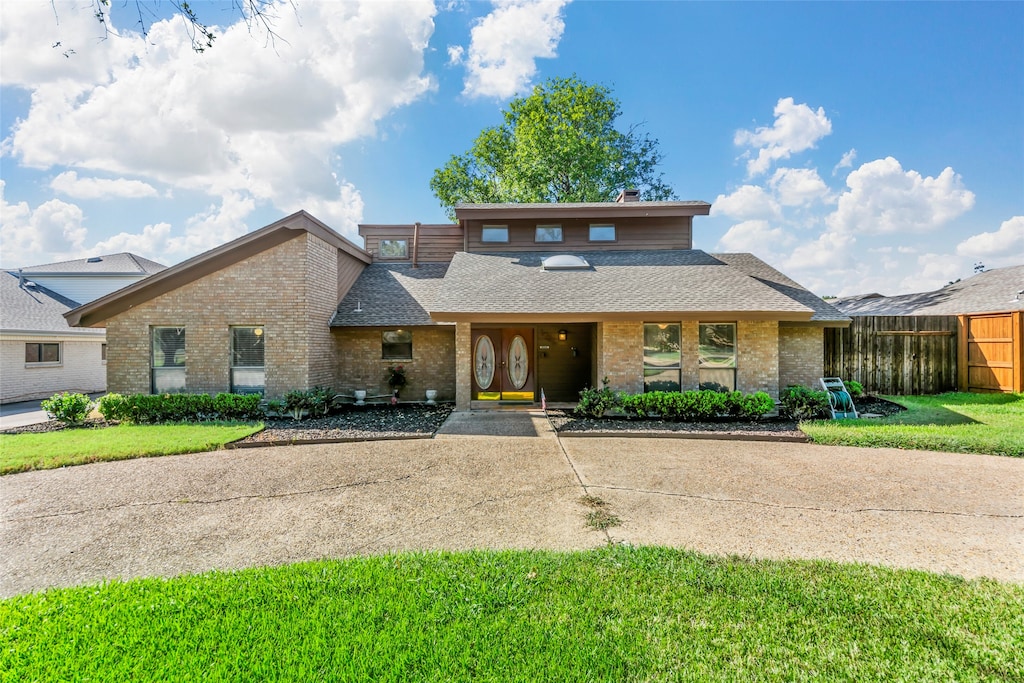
(1, 0, 1021, 296)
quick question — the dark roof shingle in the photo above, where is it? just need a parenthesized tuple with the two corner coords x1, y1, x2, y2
(831, 265, 1024, 315)
(330, 263, 450, 327)
(0, 272, 102, 335)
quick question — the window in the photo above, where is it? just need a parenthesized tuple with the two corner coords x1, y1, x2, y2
(382, 329, 413, 360)
(102, 344, 107, 362)
(643, 323, 681, 392)
(589, 224, 616, 241)
(25, 342, 60, 364)
(231, 326, 265, 394)
(535, 225, 563, 242)
(698, 323, 737, 392)
(481, 225, 509, 242)
(151, 327, 186, 393)
(379, 239, 408, 259)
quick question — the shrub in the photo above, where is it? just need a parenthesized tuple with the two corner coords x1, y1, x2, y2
(94, 392, 261, 424)
(284, 389, 312, 420)
(611, 389, 776, 422)
(780, 386, 830, 420)
(575, 377, 621, 418)
(40, 392, 95, 426)
(846, 380, 864, 397)
(307, 386, 335, 418)
(740, 391, 775, 419)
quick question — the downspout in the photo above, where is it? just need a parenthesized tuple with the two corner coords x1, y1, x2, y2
(412, 221, 420, 268)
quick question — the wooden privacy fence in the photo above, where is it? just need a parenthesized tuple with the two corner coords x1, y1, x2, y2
(824, 316, 958, 395)
(959, 311, 1024, 393)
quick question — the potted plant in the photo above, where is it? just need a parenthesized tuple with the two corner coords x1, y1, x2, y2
(386, 364, 407, 397)
(424, 389, 438, 405)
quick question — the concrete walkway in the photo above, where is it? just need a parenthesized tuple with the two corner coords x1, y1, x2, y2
(2, 412, 1022, 596)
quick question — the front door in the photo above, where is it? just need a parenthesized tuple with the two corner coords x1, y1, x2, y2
(472, 328, 535, 400)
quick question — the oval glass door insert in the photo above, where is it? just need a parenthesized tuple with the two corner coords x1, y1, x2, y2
(507, 334, 529, 389)
(474, 335, 495, 389)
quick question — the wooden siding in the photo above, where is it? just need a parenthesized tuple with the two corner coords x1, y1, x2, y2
(824, 316, 958, 395)
(360, 224, 463, 263)
(958, 311, 1023, 393)
(464, 216, 692, 252)
(336, 250, 366, 302)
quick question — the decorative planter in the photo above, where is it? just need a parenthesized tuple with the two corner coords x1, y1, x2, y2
(425, 389, 438, 405)
(353, 390, 366, 406)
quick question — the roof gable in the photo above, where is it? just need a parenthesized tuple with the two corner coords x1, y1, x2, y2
(1, 272, 102, 335)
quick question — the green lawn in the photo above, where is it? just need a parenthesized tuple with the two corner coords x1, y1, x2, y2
(0, 422, 262, 474)
(801, 392, 1024, 456)
(1, 547, 1020, 681)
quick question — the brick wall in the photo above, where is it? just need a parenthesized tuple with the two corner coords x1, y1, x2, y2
(334, 326, 456, 402)
(454, 322, 471, 409)
(737, 320, 779, 397)
(681, 321, 699, 390)
(105, 233, 345, 396)
(779, 325, 824, 389)
(595, 322, 643, 393)
(0, 336, 107, 403)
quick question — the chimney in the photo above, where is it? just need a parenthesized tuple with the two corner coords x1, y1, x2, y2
(615, 189, 640, 203)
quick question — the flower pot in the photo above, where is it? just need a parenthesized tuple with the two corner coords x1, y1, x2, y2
(353, 390, 366, 406)
(425, 389, 438, 405)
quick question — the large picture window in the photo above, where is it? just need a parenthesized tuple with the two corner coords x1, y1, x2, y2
(152, 327, 186, 393)
(382, 329, 413, 360)
(25, 342, 61, 364)
(698, 323, 737, 392)
(643, 323, 681, 392)
(231, 326, 265, 394)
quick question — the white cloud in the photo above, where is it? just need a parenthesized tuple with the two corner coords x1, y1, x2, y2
(2, 0, 436, 222)
(904, 253, 967, 292)
(956, 216, 1024, 266)
(784, 230, 856, 271)
(715, 220, 795, 260)
(734, 97, 832, 176)
(711, 185, 780, 221)
(827, 157, 975, 234)
(460, 0, 570, 98)
(769, 167, 830, 207)
(0, 181, 87, 267)
(50, 171, 158, 199)
(447, 44, 465, 65)
(832, 148, 857, 176)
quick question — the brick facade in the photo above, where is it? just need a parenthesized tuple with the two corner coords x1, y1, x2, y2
(736, 320, 779, 398)
(454, 322, 472, 409)
(105, 233, 351, 397)
(779, 325, 825, 390)
(595, 322, 644, 394)
(335, 326, 456, 402)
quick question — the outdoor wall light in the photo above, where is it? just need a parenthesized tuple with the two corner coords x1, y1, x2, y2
(253, 327, 263, 337)
(558, 329, 568, 341)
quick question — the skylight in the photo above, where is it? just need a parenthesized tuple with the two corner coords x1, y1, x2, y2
(542, 254, 590, 270)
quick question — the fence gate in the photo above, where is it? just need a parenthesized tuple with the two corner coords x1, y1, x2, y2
(958, 311, 1023, 393)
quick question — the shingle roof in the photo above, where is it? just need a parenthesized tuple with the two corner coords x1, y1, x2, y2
(330, 263, 450, 327)
(0, 272, 102, 335)
(18, 252, 166, 275)
(430, 250, 825, 319)
(831, 265, 1024, 316)
(712, 253, 851, 323)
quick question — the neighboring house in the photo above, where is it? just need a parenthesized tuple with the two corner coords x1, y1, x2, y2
(1, 254, 166, 403)
(66, 198, 850, 408)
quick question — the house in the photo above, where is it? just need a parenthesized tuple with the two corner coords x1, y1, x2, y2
(1, 254, 166, 403)
(65, 198, 850, 408)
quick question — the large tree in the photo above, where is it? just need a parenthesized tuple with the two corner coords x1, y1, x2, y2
(431, 76, 675, 219)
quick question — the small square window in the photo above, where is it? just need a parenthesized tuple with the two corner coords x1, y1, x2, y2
(379, 239, 408, 259)
(481, 225, 509, 242)
(589, 224, 616, 241)
(382, 329, 413, 359)
(535, 225, 563, 242)
(25, 342, 61, 364)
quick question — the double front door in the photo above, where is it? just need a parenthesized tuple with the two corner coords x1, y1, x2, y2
(472, 328, 534, 400)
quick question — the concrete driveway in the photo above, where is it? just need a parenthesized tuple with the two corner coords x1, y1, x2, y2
(2, 412, 1022, 596)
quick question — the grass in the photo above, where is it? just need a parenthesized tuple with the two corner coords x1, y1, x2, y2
(1, 547, 1020, 681)
(0, 422, 263, 474)
(801, 392, 1024, 457)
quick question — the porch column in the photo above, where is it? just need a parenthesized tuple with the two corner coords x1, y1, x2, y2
(454, 322, 472, 410)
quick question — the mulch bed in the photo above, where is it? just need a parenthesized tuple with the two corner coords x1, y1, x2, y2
(1, 417, 108, 435)
(238, 404, 455, 444)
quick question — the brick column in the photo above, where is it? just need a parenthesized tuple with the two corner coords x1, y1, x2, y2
(681, 321, 699, 390)
(595, 321, 643, 394)
(454, 322, 472, 410)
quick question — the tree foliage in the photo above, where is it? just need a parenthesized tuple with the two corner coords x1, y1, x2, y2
(431, 76, 675, 219)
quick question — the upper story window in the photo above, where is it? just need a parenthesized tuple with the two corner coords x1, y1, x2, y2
(534, 225, 563, 242)
(379, 239, 408, 259)
(481, 225, 509, 243)
(589, 224, 616, 242)
(26, 342, 60, 365)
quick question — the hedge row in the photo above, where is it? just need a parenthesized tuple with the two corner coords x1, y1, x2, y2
(98, 393, 263, 424)
(575, 385, 775, 421)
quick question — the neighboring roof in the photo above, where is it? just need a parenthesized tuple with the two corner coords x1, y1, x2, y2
(0, 272, 103, 336)
(429, 250, 838, 323)
(66, 211, 371, 328)
(831, 265, 1024, 316)
(330, 263, 450, 327)
(712, 253, 851, 323)
(18, 253, 166, 276)
(454, 201, 711, 220)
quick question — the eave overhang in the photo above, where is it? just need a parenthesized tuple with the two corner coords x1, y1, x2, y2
(454, 201, 712, 221)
